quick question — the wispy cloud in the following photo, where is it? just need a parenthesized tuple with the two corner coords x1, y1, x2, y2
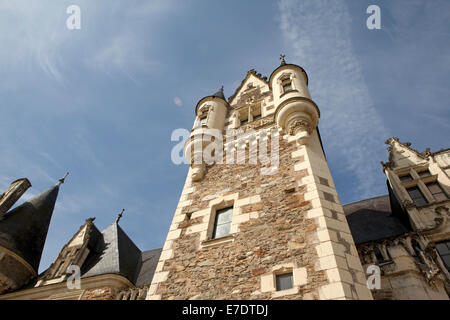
(0, 1, 174, 86)
(278, 0, 390, 200)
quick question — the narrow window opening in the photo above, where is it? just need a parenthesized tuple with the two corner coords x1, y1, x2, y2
(212, 207, 233, 239)
(406, 186, 428, 206)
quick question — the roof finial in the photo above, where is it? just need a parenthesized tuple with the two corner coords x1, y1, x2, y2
(280, 54, 286, 65)
(220, 85, 224, 92)
(115, 208, 125, 224)
(57, 172, 69, 186)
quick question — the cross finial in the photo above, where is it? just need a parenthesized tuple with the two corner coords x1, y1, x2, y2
(115, 208, 125, 224)
(57, 172, 69, 186)
(280, 54, 286, 65)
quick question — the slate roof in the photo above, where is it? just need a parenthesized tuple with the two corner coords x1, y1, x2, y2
(212, 86, 225, 100)
(81, 222, 142, 284)
(344, 194, 412, 244)
(0, 184, 60, 272)
(135, 248, 162, 287)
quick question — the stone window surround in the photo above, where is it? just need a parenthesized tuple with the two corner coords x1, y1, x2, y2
(395, 165, 446, 206)
(204, 198, 235, 243)
(196, 193, 261, 249)
(260, 263, 308, 298)
(277, 72, 298, 98)
(235, 104, 262, 128)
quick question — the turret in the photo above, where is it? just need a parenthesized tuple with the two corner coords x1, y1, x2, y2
(270, 55, 320, 145)
(0, 174, 67, 294)
(184, 87, 229, 181)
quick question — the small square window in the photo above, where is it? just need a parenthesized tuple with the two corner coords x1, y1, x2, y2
(212, 207, 233, 239)
(276, 273, 293, 291)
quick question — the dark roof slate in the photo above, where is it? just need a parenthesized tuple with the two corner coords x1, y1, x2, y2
(344, 195, 412, 244)
(135, 248, 162, 287)
(81, 222, 142, 284)
(0, 184, 60, 272)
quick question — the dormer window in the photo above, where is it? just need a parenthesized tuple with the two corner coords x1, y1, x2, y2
(280, 74, 294, 94)
(199, 116, 207, 126)
(240, 118, 248, 126)
(282, 80, 292, 92)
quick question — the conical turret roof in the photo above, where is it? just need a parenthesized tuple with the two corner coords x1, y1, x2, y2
(212, 86, 225, 100)
(0, 183, 60, 272)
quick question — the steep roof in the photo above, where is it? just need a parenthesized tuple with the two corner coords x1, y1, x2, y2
(344, 194, 412, 244)
(135, 248, 162, 287)
(81, 222, 142, 284)
(0, 184, 60, 272)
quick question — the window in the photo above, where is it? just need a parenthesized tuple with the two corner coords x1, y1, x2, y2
(417, 170, 431, 178)
(199, 116, 207, 126)
(426, 182, 448, 202)
(212, 207, 233, 239)
(399, 173, 413, 182)
(406, 186, 428, 206)
(282, 81, 292, 92)
(276, 273, 293, 291)
(253, 114, 262, 121)
(436, 241, 450, 271)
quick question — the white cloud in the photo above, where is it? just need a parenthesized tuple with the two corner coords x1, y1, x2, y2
(278, 0, 390, 200)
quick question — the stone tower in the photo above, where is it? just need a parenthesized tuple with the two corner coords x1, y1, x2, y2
(147, 59, 373, 300)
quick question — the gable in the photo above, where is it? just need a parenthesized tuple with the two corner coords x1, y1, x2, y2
(228, 70, 271, 107)
(386, 138, 427, 170)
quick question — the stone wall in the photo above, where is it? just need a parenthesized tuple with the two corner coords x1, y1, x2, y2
(150, 124, 330, 299)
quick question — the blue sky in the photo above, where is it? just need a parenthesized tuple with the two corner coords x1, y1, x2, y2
(0, 0, 448, 272)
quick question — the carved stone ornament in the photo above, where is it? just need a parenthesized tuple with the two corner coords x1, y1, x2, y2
(287, 118, 312, 136)
(191, 163, 206, 182)
(402, 199, 415, 209)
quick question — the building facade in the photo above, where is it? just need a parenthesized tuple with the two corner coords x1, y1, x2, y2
(0, 59, 448, 300)
(146, 59, 372, 300)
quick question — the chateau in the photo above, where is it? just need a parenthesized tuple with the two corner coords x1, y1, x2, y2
(0, 59, 449, 300)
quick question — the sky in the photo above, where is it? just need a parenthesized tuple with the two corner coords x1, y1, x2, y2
(0, 0, 449, 273)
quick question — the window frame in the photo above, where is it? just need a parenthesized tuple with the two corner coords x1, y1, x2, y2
(436, 241, 450, 272)
(275, 272, 294, 291)
(211, 206, 234, 240)
(406, 185, 428, 206)
(426, 181, 448, 202)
